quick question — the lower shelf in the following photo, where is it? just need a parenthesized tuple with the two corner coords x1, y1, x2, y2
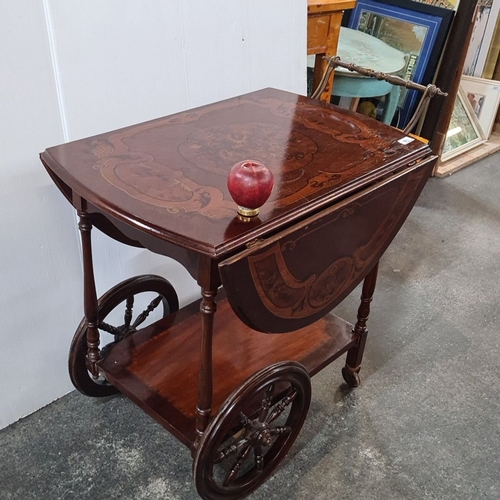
(98, 295, 357, 449)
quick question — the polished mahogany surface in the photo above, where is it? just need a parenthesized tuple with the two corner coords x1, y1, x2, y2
(219, 157, 435, 333)
(41, 88, 429, 257)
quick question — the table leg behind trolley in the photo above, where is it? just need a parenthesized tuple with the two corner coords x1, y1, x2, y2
(342, 261, 379, 387)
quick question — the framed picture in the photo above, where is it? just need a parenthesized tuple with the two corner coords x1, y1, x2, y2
(441, 88, 486, 162)
(411, 0, 457, 10)
(344, 0, 453, 128)
(482, 13, 500, 79)
(463, 0, 500, 77)
(461, 75, 500, 139)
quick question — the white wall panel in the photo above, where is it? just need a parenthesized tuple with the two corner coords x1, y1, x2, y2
(47, 0, 306, 139)
(0, 0, 82, 428)
(0, 0, 306, 429)
(45, 0, 189, 141)
(181, 0, 306, 108)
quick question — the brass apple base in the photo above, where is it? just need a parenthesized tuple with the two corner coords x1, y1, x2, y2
(237, 206, 259, 217)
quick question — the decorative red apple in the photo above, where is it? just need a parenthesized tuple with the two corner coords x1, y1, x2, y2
(227, 160, 274, 217)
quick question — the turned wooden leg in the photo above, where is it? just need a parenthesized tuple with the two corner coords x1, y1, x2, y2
(195, 286, 217, 447)
(342, 261, 379, 387)
(77, 211, 101, 379)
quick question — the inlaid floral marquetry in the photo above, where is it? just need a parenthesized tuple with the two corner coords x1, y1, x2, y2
(41, 88, 429, 257)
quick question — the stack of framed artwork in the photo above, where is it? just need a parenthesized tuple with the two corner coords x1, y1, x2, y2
(442, 0, 500, 163)
(441, 75, 500, 161)
(341, 0, 500, 169)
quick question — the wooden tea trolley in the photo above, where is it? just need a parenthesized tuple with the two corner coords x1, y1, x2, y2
(41, 88, 437, 499)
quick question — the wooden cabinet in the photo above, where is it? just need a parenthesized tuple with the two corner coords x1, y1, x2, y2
(307, 0, 357, 102)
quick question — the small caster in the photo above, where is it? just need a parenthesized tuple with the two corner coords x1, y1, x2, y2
(341, 365, 361, 388)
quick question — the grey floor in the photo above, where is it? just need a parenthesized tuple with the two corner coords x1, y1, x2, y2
(2, 154, 500, 500)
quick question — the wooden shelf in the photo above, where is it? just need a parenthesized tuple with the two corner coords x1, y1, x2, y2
(99, 296, 356, 449)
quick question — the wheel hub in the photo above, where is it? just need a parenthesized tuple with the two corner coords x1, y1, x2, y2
(246, 422, 273, 447)
(115, 324, 136, 341)
(256, 428, 272, 446)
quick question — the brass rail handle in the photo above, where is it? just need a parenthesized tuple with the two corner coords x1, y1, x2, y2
(311, 55, 448, 134)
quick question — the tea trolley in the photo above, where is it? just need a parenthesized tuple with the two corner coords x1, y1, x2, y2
(41, 88, 437, 499)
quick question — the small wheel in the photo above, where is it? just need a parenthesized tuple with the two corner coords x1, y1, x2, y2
(69, 274, 179, 397)
(194, 361, 311, 500)
(341, 365, 361, 388)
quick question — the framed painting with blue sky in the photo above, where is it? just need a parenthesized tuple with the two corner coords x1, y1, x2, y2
(344, 0, 453, 128)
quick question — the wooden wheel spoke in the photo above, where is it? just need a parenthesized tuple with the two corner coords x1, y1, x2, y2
(240, 412, 253, 430)
(267, 388, 297, 424)
(123, 296, 134, 328)
(98, 321, 122, 337)
(131, 295, 163, 329)
(254, 445, 264, 472)
(223, 444, 252, 486)
(215, 437, 249, 463)
(259, 384, 274, 423)
(270, 425, 291, 436)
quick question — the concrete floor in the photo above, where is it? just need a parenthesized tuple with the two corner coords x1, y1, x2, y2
(1, 155, 500, 500)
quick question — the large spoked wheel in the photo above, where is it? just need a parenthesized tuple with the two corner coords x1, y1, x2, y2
(194, 361, 311, 500)
(69, 274, 179, 397)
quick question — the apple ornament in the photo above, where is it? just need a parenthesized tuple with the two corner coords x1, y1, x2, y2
(227, 160, 274, 217)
